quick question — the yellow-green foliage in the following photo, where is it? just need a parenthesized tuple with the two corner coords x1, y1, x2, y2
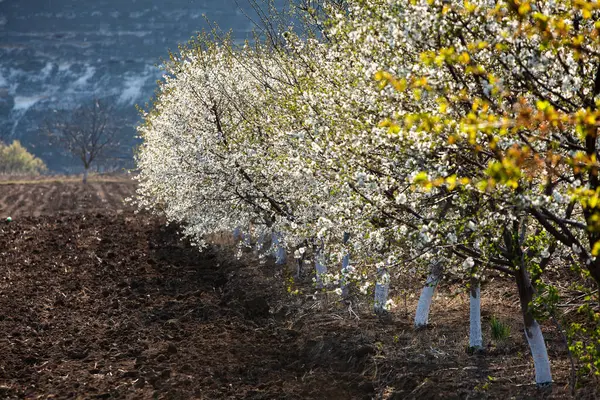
(0, 141, 47, 175)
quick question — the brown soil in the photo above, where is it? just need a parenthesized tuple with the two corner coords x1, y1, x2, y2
(0, 177, 136, 217)
(0, 182, 597, 399)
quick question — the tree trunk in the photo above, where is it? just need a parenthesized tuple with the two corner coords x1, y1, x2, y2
(469, 278, 483, 349)
(340, 232, 351, 298)
(82, 167, 89, 184)
(511, 230, 553, 386)
(232, 227, 241, 242)
(272, 232, 286, 265)
(276, 247, 286, 265)
(415, 262, 442, 328)
(314, 246, 327, 289)
(374, 267, 390, 314)
(524, 319, 553, 386)
(341, 252, 350, 298)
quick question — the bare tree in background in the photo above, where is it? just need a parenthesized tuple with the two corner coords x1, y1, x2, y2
(45, 98, 120, 183)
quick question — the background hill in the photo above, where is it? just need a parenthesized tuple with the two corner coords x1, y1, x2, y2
(0, 0, 286, 172)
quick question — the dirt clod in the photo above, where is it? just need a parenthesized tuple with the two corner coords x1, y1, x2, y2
(167, 343, 178, 354)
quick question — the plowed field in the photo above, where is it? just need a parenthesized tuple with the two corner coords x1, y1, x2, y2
(0, 180, 596, 399)
(0, 176, 136, 217)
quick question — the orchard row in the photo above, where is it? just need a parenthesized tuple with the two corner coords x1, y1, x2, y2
(135, 0, 600, 386)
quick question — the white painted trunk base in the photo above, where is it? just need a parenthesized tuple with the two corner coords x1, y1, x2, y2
(275, 245, 286, 265)
(340, 232, 351, 297)
(414, 267, 441, 327)
(373, 268, 390, 314)
(374, 268, 390, 314)
(525, 320, 553, 385)
(469, 283, 483, 349)
(272, 233, 286, 265)
(342, 253, 350, 270)
(315, 249, 327, 289)
(374, 283, 389, 313)
(83, 168, 89, 184)
(340, 252, 350, 298)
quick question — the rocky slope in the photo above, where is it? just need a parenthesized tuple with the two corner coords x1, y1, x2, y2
(0, 0, 285, 171)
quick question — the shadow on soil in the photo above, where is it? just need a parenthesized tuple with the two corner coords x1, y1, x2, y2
(1, 213, 594, 399)
(0, 214, 379, 399)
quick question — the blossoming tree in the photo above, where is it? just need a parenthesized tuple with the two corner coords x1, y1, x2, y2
(136, 0, 600, 386)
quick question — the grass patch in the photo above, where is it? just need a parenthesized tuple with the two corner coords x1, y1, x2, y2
(490, 316, 511, 342)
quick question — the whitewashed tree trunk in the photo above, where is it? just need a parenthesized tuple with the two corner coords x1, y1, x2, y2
(414, 262, 442, 328)
(83, 167, 89, 184)
(341, 253, 350, 269)
(469, 279, 483, 349)
(500, 220, 553, 387)
(374, 267, 390, 314)
(340, 232, 350, 298)
(275, 245, 286, 265)
(525, 320, 552, 386)
(314, 246, 327, 289)
(232, 227, 241, 241)
(272, 232, 286, 265)
(507, 225, 553, 387)
(341, 252, 350, 298)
